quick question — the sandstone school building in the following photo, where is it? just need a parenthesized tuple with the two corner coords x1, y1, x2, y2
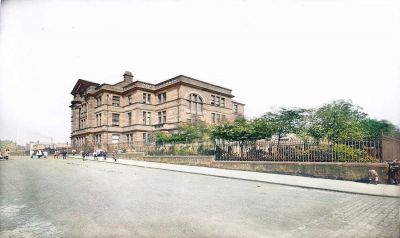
(70, 71, 244, 149)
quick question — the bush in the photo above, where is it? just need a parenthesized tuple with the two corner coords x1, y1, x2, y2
(299, 144, 378, 162)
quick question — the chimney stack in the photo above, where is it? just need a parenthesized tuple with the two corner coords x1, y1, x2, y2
(123, 71, 134, 82)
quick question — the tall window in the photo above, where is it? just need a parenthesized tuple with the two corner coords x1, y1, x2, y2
(158, 111, 166, 124)
(158, 92, 167, 103)
(143, 133, 152, 144)
(112, 96, 120, 106)
(112, 113, 120, 126)
(128, 95, 133, 105)
(96, 96, 102, 106)
(233, 104, 238, 113)
(95, 134, 101, 144)
(211, 95, 215, 105)
(96, 113, 102, 126)
(126, 134, 133, 144)
(143, 111, 151, 125)
(188, 93, 203, 114)
(143, 93, 151, 104)
(127, 112, 132, 125)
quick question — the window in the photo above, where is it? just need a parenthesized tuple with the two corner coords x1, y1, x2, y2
(158, 92, 167, 103)
(188, 93, 203, 114)
(111, 134, 120, 144)
(128, 95, 133, 105)
(96, 113, 102, 126)
(127, 112, 132, 125)
(95, 134, 102, 144)
(215, 97, 220, 106)
(143, 133, 152, 144)
(158, 111, 166, 124)
(112, 113, 120, 126)
(211, 95, 225, 107)
(143, 111, 151, 125)
(126, 134, 133, 144)
(96, 96, 102, 106)
(112, 96, 120, 106)
(233, 104, 238, 113)
(80, 119, 86, 129)
(143, 93, 151, 104)
(211, 113, 224, 124)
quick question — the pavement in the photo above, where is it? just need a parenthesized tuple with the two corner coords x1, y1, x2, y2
(70, 155, 400, 198)
(1, 157, 399, 237)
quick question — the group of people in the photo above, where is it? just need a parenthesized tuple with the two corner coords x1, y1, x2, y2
(81, 150, 117, 162)
(53, 150, 68, 160)
(0, 149, 10, 160)
(30, 150, 48, 159)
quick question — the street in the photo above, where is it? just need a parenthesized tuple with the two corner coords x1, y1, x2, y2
(1, 157, 399, 238)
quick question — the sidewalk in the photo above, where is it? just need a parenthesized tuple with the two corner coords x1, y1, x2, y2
(70, 156, 400, 198)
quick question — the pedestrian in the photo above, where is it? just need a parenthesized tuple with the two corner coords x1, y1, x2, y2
(62, 150, 67, 160)
(37, 150, 43, 159)
(4, 149, 10, 160)
(368, 169, 379, 185)
(112, 151, 117, 162)
(82, 151, 86, 161)
(93, 151, 98, 160)
(103, 151, 107, 161)
(30, 150, 34, 159)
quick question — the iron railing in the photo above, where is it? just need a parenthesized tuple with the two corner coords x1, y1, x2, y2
(215, 138, 382, 163)
(69, 141, 215, 156)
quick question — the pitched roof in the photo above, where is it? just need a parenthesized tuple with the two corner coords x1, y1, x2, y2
(70, 79, 100, 95)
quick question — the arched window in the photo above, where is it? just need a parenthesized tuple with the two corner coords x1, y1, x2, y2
(188, 93, 203, 114)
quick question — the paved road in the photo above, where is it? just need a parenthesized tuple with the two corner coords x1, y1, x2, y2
(1, 157, 399, 238)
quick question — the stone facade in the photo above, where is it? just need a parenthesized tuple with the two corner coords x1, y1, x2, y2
(70, 71, 245, 149)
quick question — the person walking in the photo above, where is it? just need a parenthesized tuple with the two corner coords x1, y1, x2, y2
(82, 151, 86, 161)
(37, 150, 43, 159)
(62, 150, 67, 160)
(112, 151, 117, 163)
(103, 151, 107, 161)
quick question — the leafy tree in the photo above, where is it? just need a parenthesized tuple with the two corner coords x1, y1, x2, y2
(307, 100, 367, 141)
(155, 122, 210, 143)
(361, 119, 400, 138)
(260, 108, 308, 143)
(211, 117, 255, 141)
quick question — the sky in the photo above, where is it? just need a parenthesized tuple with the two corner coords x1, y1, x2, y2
(0, 0, 399, 145)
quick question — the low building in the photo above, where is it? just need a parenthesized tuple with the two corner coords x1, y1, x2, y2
(70, 71, 244, 150)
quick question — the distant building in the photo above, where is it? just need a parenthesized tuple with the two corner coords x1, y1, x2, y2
(70, 71, 244, 148)
(26, 141, 70, 151)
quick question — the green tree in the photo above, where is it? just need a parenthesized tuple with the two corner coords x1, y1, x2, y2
(361, 119, 400, 138)
(160, 122, 210, 143)
(307, 100, 367, 141)
(211, 117, 255, 141)
(261, 108, 308, 143)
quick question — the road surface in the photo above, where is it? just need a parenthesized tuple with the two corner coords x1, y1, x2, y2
(1, 157, 399, 237)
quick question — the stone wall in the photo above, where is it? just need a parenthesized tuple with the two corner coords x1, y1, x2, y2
(133, 155, 389, 182)
(211, 161, 388, 183)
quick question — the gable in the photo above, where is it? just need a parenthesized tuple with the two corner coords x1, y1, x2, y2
(71, 79, 99, 95)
